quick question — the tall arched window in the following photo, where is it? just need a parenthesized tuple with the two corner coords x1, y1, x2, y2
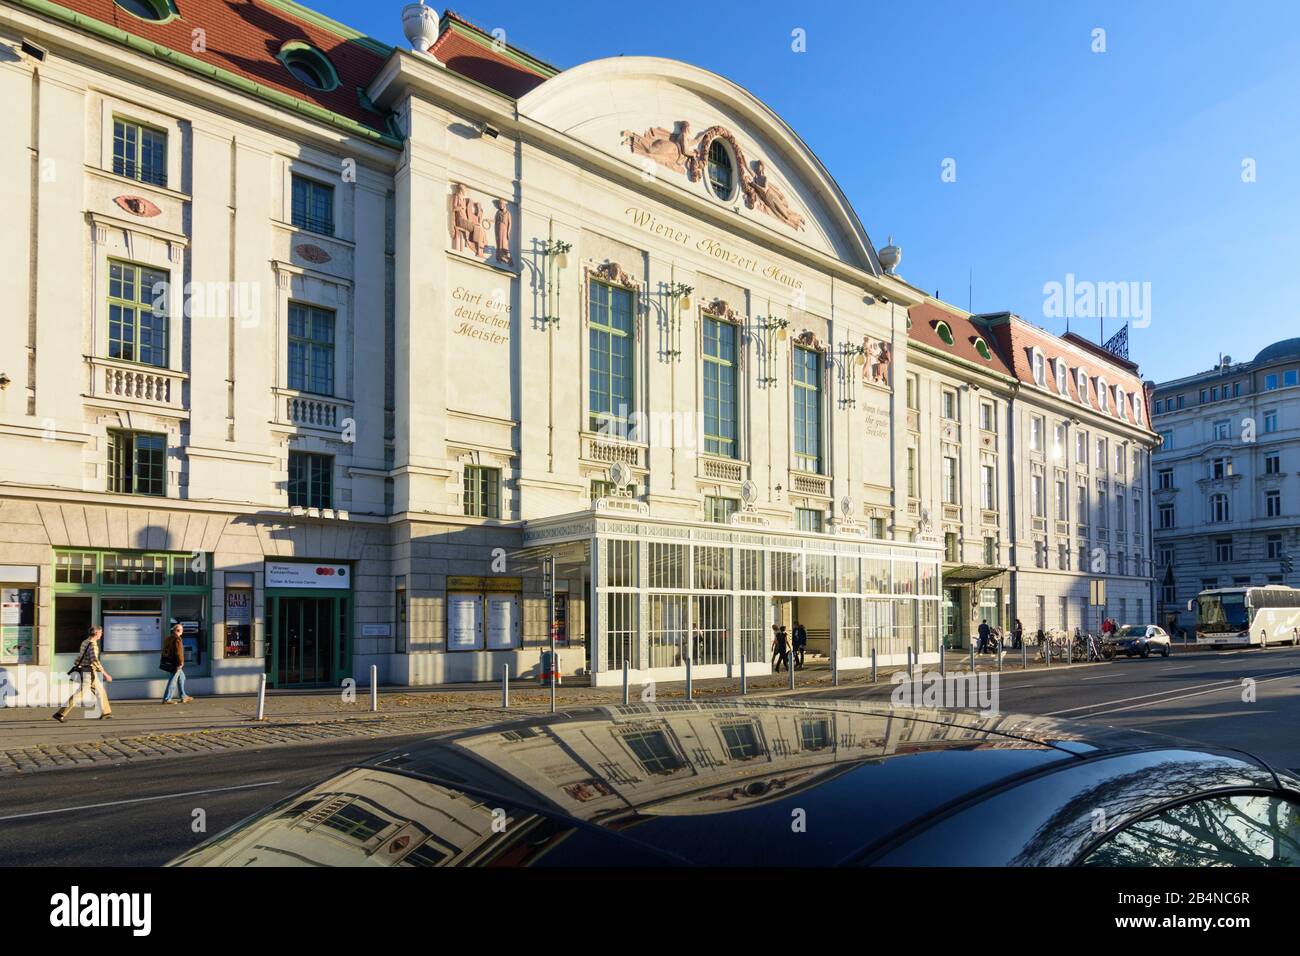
(1097, 379, 1109, 411)
(1031, 349, 1046, 386)
(707, 140, 735, 201)
(1077, 368, 1089, 404)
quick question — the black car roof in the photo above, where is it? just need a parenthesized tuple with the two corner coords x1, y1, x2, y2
(173, 700, 1278, 867)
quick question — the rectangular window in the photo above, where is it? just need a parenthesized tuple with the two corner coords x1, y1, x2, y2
(588, 281, 635, 435)
(1096, 438, 1107, 471)
(1264, 410, 1278, 433)
(704, 496, 739, 524)
(1267, 535, 1283, 560)
(1265, 373, 1279, 391)
(793, 347, 822, 473)
(1265, 453, 1281, 475)
(1286, 370, 1299, 388)
(1160, 430, 1173, 451)
(1031, 472, 1045, 518)
(906, 441, 919, 498)
(795, 507, 823, 534)
(702, 317, 738, 457)
(906, 372, 919, 411)
(1030, 416, 1043, 452)
(288, 452, 332, 509)
(941, 388, 958, 421)
(942, 455, 959, 504)
(1077, 484, 1089, 526)
(1116, 490, 1126, 531)
(1266, 490, 1282, 518)
(112, 117, 167, 187)
(1056, 476, 1068, 519)
(1214, 538, 1233, 563)
(1209, 456, 1232, 480)
(983, 536, 997, 566)
(980, 401, 996, 432)
(1213, 420, 1231, 441)
(870, 516, 886, 540)
(1158, 547, 1174, 567)
(1157, 468, 1173, 489)
(463, 465, 500, 519)
(1076, 430, 1088, 465)
(981, 462, 996, 510)
(1159, 503, 1175, 529)
(287, 303, 335, 395)
(944, 532, 959, 563)
(107, 430, 166, 496)
(107, 260, 169, 367)
(291, 175, 334, 235)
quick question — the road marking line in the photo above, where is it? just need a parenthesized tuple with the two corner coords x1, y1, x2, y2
(0, 780, 284, 822)
(1079, 673, 1117, 681)
(1042, 668, 1300, 717)
(1080, 671, 1300, 719)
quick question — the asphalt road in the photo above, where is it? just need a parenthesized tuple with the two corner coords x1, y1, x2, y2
(0, 732, 433, 866)
(805, 643, 1300, 772)
(4, 645, 1299, 866)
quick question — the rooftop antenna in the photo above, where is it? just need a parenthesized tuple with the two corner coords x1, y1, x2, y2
(968, 267, 972, 312)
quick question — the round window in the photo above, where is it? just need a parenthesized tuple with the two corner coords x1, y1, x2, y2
(279, 44, 340, 92)
(706, 139, 735, 201)
(114, 0, 171, 20)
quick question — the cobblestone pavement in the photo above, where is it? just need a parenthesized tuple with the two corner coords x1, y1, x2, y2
(0, 652, 1135, 775)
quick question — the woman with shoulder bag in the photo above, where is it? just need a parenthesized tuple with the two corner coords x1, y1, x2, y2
(160, 622, 193, 704)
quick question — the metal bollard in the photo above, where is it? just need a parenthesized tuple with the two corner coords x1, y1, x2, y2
(370, 664, 378, 712)
(997, 647, 1003, 672)
(621, 658, 629, 706)
(255, 673, 267, 721)
(940, 643, 946, 676)
(970, 643, 976, 673)
(502, 663, 510, 709)
(788, 654, 795, 690)
(833, 654, 839, 687)
(686, 655, 693, 701)
(1022, 641, 1028, 670)
(907, 646, 914, 677)
(871, 648, 877, 683)
(550, 656, 557, 714)
(740, 654, 747, 695)
(1046, 641, 1052, 667)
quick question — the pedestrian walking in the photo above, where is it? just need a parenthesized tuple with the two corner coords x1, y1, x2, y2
(53, 625, 112, 722)
(977, 619, 991, 654)
(160, 621, 194, 704)
(792, 620, 808, 669)
(1013, 619, 1024, 650)
(771, 624, 786, 671)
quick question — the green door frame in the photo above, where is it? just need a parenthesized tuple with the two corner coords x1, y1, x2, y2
(266, 588, 351, 689)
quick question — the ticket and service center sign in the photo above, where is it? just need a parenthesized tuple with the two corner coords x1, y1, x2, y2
(266, 562, 351, 589)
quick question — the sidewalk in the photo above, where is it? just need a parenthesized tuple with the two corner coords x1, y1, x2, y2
(0, 650, 1201, 774)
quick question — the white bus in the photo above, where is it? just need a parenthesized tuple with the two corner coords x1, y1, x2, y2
(1191, 586, 1300, 647)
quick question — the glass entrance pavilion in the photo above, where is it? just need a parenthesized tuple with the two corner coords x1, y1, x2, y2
(518, 506, 943, 686)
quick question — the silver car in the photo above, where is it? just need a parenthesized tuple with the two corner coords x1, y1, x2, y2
(1112, 624, 1172, 658)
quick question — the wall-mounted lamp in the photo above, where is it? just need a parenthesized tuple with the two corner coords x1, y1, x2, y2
(539, 238, 571, 328)
(0, 372, 10, 390)
(665, 282, 693, 360)
(774, 483, 783, 501)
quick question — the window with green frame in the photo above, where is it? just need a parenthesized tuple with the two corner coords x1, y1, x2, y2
(112, 117, 167, 187)
(705, 496, 739, 524)
(703, 317, 738, 457)
(588, 280, 634, 436)
(291, 175, 334, 236)
(107, 430, 166, 496)
(464, 466, 500, 519)
(287, 302, 335, 395)
(793, 346, 822, 472)
(108, 260, 169, 367)
(288, 451, 332, 509)
(796, 507, 824, 533)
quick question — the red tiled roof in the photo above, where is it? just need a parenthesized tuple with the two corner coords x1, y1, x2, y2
(430, 10, 552, 98)
(907, 301, 1014, 378)
(34, 0, 393, 136)
(984, 316, 1154, 430)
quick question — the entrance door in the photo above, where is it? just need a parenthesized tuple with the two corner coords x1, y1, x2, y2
(272, 596, 342, 687)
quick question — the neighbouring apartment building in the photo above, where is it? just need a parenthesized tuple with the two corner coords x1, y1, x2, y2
(1151, 339, 1300, 633)
(0, 0, 1156, 703)
(905, 300, 1159, 646)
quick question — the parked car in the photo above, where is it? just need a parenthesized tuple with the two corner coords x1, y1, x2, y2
(169, 700, 1300, 867)
(1112, 624, 1173, 658)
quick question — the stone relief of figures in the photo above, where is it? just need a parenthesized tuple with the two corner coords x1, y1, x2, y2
(621, 121, 694, 173)
(618, 120, 807, 231)
(863, 336, 892, 386)
(450, 182, 513, 267)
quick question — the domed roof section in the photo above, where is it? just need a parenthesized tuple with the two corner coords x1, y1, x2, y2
(1254, 337, 1300, 366)
(517, 56, 880, 274)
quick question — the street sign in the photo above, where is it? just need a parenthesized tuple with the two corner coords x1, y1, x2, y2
(542, 556, 554, 597)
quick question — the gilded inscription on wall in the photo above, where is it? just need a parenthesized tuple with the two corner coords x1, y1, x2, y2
(452, 284, 511, 345)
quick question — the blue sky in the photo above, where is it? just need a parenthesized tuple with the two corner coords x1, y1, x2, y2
(316, 0, 1300, 383)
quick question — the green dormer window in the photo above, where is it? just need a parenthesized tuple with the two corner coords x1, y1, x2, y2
(974, 337, 992, 360)
(114, 0, 176, 22)
(935, 321, 954, 346)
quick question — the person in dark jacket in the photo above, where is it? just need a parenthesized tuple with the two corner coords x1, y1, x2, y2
(160, 622, 194, 704)
(771, 625, 790, 672)
(792, 621, 808, 669)
(1013, 619, 1024, 650)
(977, 619, 991, 654)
